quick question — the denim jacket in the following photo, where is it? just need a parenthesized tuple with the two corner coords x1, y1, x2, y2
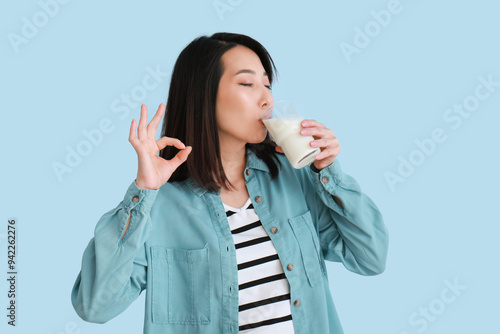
(71, 149, 389, 333)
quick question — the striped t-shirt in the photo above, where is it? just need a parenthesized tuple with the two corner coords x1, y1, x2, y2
(223, 197, 295, 333)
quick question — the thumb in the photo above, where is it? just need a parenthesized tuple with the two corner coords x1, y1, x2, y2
(169, 146, 192, 169)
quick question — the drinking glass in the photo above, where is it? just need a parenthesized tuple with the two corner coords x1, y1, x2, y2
(261, 100, 321, 169)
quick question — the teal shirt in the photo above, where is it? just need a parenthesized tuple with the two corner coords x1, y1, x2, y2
(71, 149, 389, 333)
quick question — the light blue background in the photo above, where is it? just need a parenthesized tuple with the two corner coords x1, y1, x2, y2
(2, 0, 499, 333)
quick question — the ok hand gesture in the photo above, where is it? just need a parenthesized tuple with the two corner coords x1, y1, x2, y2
(129, 103, 192, 190)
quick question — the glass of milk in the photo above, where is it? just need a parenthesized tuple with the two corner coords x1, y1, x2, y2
(261, 100, 321, 169)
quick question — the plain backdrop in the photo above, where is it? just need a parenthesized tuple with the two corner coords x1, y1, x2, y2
(2, 1, 499, 333)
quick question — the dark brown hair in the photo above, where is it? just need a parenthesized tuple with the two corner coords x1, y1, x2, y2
(159, 32, 282, 192)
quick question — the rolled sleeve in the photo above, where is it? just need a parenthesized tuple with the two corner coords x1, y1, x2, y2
(72, 180, 158, 323)
(306, 159, 389, 275)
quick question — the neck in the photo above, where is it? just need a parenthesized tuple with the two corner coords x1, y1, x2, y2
(219, 138, 247, 186)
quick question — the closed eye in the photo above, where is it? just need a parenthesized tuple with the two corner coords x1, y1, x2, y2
(240, 83, 272, 91)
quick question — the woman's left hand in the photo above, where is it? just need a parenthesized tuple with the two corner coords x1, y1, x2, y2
(275, 119, 340, 170)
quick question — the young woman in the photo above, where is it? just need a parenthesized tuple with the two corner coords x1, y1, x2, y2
(71, 32, 389, 334)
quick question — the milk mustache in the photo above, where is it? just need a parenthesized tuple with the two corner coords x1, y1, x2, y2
(263, 117, 321, 169)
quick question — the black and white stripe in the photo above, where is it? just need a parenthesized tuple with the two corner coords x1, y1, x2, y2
(224, 198, 295, 333)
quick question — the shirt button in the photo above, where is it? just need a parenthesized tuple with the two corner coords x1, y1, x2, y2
(246, 169, 251, 176)
(255, 196, 262, 203)
(270, 227, 278, 234)
(132, 195, 139, 203)
(321, 176, 329, 183)
(287, 264, 294, 271)
(294, 300, 301, 307)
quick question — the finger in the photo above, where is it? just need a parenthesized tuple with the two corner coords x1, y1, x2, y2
(169, 146, 192, 169)
(129, 118, 140, 148)
(309, 138, 327, 149)
(315, 149, 331, 161)
(137, 104, 148, 139)
(156, 136, 186, 151)
(316, 146, 340, 160)
(301, 126, 334, 139)
(301, 119, 326, 129)
(275, 145, 283, 153)
(147, 103, 166, 140)
(310, 137, 339, 149)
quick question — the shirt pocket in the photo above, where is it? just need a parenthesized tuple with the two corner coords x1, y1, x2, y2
(288, 211, 323, 287)
(150, 245, 211, 325)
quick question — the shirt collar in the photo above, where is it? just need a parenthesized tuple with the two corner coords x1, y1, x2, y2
(246, 148, 271, 174)
(185, 148, 271, 197)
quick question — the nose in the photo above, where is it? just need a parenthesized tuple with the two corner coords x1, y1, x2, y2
(260, 86, 273, 110)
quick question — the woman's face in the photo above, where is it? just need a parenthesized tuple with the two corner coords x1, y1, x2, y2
(216, 45, 273, 148)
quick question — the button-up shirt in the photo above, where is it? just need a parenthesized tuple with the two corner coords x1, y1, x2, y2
(71, 149, 389, 333)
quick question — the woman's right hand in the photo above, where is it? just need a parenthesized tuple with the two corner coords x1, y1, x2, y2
(129, 103, 192, 190)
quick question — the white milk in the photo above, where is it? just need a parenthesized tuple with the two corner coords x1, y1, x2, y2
(263, 118, 321, 169)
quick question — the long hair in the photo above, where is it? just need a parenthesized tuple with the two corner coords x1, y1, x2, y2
(159, 32, 282, 192)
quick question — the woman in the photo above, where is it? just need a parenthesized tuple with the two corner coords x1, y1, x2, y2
(71, 32, 389, 334)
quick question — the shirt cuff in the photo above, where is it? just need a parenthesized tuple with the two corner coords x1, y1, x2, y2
(310, 163, 322, 173)
(123, 179, 159, 213)
(309, 160, 343, 183)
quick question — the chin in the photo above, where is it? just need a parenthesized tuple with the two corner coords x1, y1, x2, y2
(247, 137, 266, 145)
(245, 127, 268, 144)
(257, 131, 269, 143)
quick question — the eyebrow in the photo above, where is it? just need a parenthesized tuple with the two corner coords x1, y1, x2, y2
(234, 69, 268, 77)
